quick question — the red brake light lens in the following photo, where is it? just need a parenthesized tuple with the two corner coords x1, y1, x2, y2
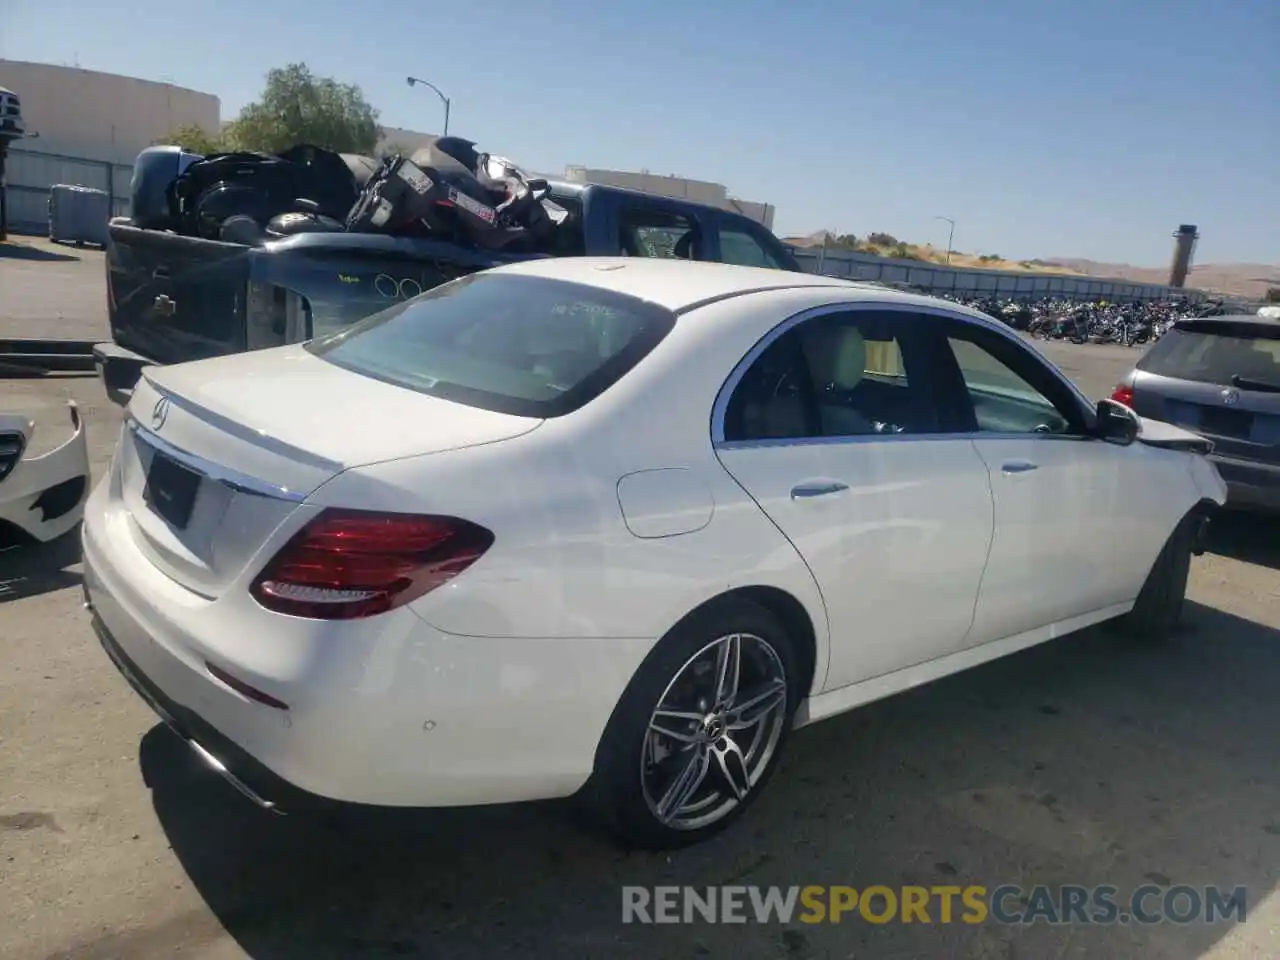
(250, 509, 494, 620)
(1110, 384, 1135, 408)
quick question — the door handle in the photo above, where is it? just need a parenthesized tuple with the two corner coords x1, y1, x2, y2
(1001, 461, 1039, 475)
(790, 481, 849, 500)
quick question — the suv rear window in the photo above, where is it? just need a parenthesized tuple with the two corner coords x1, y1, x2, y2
(1137, 320, 1280, 388)
(307, 273, 676, 417)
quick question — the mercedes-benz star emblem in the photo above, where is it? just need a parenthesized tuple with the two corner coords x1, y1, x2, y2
(1220, 388, 1240, 407)
(151, 397, 171, 431)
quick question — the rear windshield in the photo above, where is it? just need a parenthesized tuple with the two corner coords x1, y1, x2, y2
(307, 273, 676, 417)
(1137, 321, 1280, 388)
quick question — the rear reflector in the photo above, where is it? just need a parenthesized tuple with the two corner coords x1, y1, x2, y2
(1111, 384, 1135, 408)
(250, 509, 494, 620)
(205, 661, 290, 710)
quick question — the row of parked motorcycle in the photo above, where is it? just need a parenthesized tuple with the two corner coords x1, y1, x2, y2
(933, 294, 1233, 347)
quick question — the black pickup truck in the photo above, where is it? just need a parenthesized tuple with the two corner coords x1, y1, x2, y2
(96, 179, 802, 406)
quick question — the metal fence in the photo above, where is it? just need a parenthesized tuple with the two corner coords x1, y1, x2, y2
(2, 146, 130, 235)
(790, 247, 1203, 303)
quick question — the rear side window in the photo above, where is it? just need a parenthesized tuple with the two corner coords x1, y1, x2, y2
(619, 207, 701, 259)
(308, 273, 676, 417)
(1138, 321, 1280, 387)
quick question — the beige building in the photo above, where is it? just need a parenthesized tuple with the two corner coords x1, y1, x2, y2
(0, 60, 220, 230)
(0, 59, 220, 165)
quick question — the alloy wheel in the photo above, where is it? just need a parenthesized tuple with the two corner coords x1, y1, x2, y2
(640, 632, 789, 831)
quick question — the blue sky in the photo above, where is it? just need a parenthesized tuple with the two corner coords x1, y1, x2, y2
(4, 0, 1277, 266)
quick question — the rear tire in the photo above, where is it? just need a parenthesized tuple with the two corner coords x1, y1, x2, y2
(587, 597, 800, 850)
(1121, 514, 1197, 641)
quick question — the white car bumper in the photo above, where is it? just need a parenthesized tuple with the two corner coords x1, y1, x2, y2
(0, 402, 90, 546)
(81, 474, 654, 811)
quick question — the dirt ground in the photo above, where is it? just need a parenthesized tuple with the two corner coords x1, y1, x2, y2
(1, 252, 1278, 960)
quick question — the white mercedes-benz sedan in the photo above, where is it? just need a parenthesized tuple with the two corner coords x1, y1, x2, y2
(82, 258, 1227, 848)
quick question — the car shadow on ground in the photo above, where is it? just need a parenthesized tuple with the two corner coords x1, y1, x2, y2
(0, 240, 82, 263)
(122, 601, 1280, 960)
(0, 526, 82, 602)
(1205, 510, 1280, 571)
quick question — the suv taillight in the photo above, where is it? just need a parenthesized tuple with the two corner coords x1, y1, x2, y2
(1111, 384, 1135, 408)
(250, 509, 494, 620)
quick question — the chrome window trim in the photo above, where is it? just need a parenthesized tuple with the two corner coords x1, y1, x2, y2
(126, 417, 308, 503)
(709, 298, 1096, 448)
(717, 432, 1092, 452)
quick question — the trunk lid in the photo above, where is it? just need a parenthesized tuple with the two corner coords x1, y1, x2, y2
(107, 221, 251, 365)
(116, 346, 541, 598)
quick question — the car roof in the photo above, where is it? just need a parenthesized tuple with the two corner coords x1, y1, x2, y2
(487, 257, 1000, 325)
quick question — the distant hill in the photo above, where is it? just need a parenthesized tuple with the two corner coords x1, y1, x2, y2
(1045, 259, 1278, 300)
(782, 231, 1277, 299)
(783, 232, 1081, 275)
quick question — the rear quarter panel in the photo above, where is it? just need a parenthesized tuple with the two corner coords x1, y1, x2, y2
(304, 290, 835, 681)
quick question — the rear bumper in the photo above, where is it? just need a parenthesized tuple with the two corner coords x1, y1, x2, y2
(1210, 454, 1280, 514)
(0, 402, 90, 545)
(81, 474, 652, 812)
(88, 598, 296, 815)
(94, 342, 152, 408)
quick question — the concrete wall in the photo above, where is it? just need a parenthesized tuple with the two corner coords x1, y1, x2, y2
(792, 246, 1204, 302)
(0, 60, 220, 166)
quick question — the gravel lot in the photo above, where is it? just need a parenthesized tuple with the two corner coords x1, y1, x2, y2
(2, 250, 1279, 960)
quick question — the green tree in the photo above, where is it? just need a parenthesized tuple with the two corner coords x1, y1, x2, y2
(154, 123, 227, 154)
(230, 63, 380, 155)
(1266, 287, 1280, 304)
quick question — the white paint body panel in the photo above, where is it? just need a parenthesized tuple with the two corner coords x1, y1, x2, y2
(81, 258, 1228, 809)
(717, 438, 994, 690)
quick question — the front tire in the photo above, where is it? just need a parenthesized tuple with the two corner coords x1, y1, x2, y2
(588, 597, 800, 850)
(1122, 513, 1197, 640)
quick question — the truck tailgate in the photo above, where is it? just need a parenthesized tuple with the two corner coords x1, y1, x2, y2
(106, 222, 251, 365)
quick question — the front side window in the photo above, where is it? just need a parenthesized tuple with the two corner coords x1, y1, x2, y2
(308, 273, 676, 417)
(721, 311, 935, 442)
(940, 328, 1082, 435)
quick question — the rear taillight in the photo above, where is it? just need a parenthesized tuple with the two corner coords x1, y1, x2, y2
(250, 509, 494, 620)
(1111, 384, 1135, 408)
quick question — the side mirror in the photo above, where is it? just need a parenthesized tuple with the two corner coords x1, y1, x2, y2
(1094, 398, 1140, 446)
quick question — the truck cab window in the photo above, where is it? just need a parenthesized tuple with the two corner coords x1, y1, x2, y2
(619, 208, 701, 260)
(718, 225, 788, 269)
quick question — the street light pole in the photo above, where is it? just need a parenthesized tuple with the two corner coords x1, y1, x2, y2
(406, 76, 450, 136)
(933, 215, 956, 265)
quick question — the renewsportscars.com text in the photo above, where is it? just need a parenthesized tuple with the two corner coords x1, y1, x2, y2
(621, 884, 1247, 926)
